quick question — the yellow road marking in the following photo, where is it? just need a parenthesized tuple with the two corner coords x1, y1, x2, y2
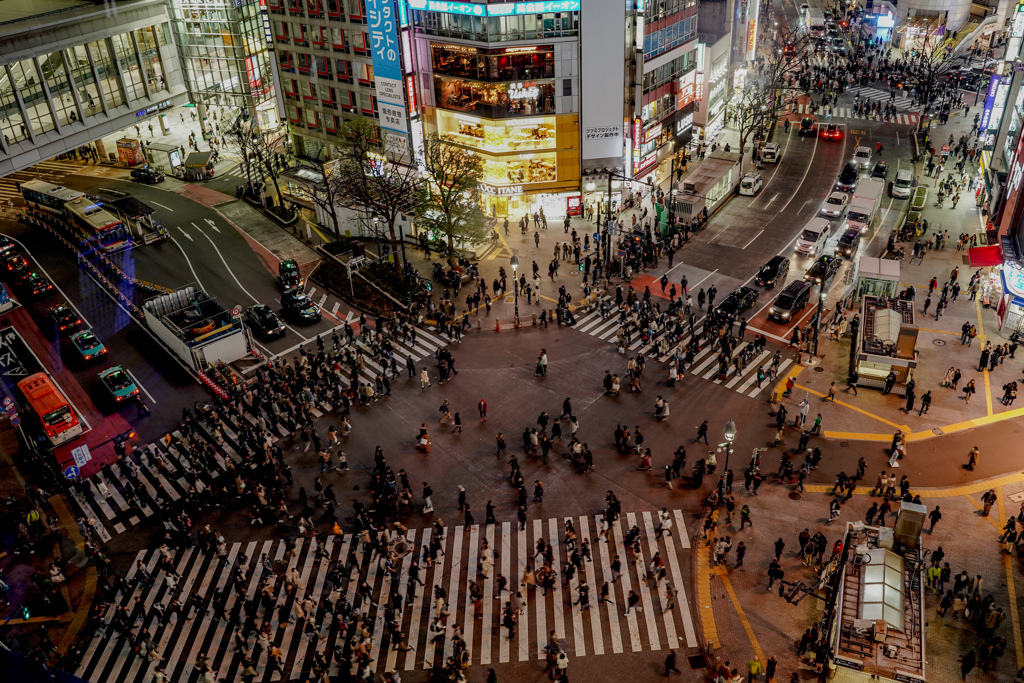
(803, 471, 1024, 498)
(719, 571, 766, 662)
(695, 541, 721, 649)
(974, 298, 994, 416)
(997, 489, 1024, 670)
(917, 327, 959, 336)
(773, 364, 804, 402)
(796, 384, 910, 432)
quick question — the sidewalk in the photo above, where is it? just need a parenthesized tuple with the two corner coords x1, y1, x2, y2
(693, 477, 1023, 683)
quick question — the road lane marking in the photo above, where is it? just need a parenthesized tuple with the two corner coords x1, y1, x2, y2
(151, 202, 173, 212)
(125, 369, 156, 405)
(176, 226, 192, 241)
(742, 229, 764, 249)
(331, 302, 340, 315)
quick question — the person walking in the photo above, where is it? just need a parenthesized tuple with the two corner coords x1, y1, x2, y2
(966, 446, 979, 471)
(927, 506, 942, 533)
(696, 420, 710, 444)
(665, 650, 682, 676)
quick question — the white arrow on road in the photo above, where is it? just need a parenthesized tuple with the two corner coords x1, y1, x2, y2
(204, 218, 220, 233)
(176, 226, 193, 241)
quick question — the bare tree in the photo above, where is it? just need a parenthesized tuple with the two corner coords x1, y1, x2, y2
(729, 28, 812, 167)
(416, 135, 487, 261)
(302, 148, 343, 239)
(899, 31, 961, 128)
(230, 120, 261, 194)
(330, 118, 422, 257)
(249, 126, 291, 217)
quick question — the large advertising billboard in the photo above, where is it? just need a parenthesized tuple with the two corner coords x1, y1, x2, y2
(367, 0, 408, 137)
(581, 0, 626, 162)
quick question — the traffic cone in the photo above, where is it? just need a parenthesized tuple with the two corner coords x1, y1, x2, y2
(496, 320, 501, 332)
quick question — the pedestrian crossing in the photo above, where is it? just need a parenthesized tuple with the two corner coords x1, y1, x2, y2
(72, 322, 450, 542)
(0, 159, 87, 215)
(572, 302, 793, 399)
(845, 85, 918, 112)
(75, 511, 696, 682)
(786, 103, 919, 125)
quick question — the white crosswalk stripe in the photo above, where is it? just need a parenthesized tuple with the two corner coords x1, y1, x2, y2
(787, 102, 919, 125)
(571, 298, 791, 398)
(69, 323, 449, 542)
(76, 511, 697, 682)
(845, 85, 918, 111)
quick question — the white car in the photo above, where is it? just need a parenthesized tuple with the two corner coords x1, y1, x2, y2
(795, 220, 831, 255)
(853, 146, 872, 169)
(892, 169, 914, 199)
(800, 3, 810, 14)
(739, 172, 764, 196)
(820, 191, 849, 218)
(761, 142, 782, 163)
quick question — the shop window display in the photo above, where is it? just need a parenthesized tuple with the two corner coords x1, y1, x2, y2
(435, 76, 554, 118)
(438, 112, 555, 152)
(431, 45, 555, 82)
(482, 156, 556, 185)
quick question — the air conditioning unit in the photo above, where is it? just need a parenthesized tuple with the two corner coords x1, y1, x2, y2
(874, 620, 888, 642)
(853, 619, 873, 634)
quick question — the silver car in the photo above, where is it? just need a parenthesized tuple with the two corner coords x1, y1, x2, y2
(820, 191, 849, 218)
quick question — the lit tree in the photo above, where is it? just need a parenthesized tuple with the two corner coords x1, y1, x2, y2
(416, 135, 487, 261)
(330, 118, 422, 259)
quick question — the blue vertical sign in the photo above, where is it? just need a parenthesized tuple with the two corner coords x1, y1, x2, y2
(980, 75, 1002, 133)
(367, 0, 408, 137)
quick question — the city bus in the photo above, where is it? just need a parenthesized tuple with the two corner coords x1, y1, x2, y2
(19, 179, 84, 216)
(17, 372, 83, 446)
(62, 196, 131, 251)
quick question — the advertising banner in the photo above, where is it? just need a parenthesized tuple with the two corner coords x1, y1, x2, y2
(367, 0, 408, 135)
(581, 0, 626, 161)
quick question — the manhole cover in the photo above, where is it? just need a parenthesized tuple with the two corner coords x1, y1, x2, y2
(814, 366, 825, 372)
(688, 655, 708, 670)
(840, 442, 849, 447)
(933, 339, 946, 346)
(789, 492, 802, 500)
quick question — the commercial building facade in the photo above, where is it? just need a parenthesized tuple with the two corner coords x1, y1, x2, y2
(0, 0, 190, 176)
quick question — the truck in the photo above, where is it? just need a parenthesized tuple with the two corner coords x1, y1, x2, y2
(845, 178, 884, 233)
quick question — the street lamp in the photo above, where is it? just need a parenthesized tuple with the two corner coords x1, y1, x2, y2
(510, 253, 520, 327)
(721, 419, 737, 472)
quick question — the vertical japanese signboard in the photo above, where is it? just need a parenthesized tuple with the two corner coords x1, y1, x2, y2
(367, 0, 408, 140)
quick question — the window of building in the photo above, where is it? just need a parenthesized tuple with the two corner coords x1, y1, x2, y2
(87, 40, 123, 108)
(431, 44, 555, 82)
(136, 28, 167, 92)
(563, 79, 571, 96)
(39, 52, 76, 127)
(435, 75, 555, 119)
(63, 46, 102, 117)
(415, 11, 578, 42)
(10, 59, 54, 135)
(112, 34, 146, 101)
(641, 51, 695, 93)
(359, 92, 374, 115)
(0, 68, 27, 143)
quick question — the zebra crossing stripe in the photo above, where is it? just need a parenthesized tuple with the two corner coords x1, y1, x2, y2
(77, 512, 696, 680)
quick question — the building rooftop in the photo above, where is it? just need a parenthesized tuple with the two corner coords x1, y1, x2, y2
(0, 0, 91, 25)
(0, 0, 159, 37)
(833, 523, 926, 682)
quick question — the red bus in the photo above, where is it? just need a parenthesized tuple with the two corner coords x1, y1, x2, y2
(17, 373, 83, 446)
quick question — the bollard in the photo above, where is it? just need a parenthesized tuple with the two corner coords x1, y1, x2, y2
(532, 313, 537, 326)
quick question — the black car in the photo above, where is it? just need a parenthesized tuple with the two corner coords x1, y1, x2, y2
(755, 255, 790, 288)
(0, 235, 15, 256)
(835, 162, 859, 192)
(870, 161, 889, 180)
(798, 117, 816, 137)
(245, 303, 287, 339)
(279, 259, 303, 292)
(3, 252, 30, 279)
(804, 254, 841, 284)
(130, 166, 165, 183)
(48, 303, 82, 333)
(281, 290, 321, 323)
(23, 271, 54, 297)
(715, 286, 759, 318)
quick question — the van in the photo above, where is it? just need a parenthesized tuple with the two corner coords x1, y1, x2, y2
(845, 197, 877, 233)
(769, 281, 812, 322)
(762, 142, 782, 164)
(795, 218, 831, 255)
(837, 228, 862, 257)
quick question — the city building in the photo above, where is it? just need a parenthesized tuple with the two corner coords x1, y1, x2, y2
(0, 0, 190, 176)
(170, 0, 283, 131)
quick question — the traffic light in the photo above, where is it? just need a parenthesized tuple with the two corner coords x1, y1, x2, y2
(19, 605, 29, 619)
(112, 430, 136, 446)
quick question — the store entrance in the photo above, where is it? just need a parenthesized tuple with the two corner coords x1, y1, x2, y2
(487, 196, 510, 217)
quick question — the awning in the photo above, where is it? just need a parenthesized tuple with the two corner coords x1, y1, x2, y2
(968, 244, 1003, 267)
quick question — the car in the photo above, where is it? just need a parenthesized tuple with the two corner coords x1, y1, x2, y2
(804, 254, 842, 284)
(281, 290, 322, 323)
(130, 166, 165, 183)
(768, 281, 812, 322)
(796, 219, 831, 255)
(761, 142, 782, 163)
(835, 162, 859, 192)
(837, 227, 862, 257)
(715, 286, 759, 318)
(891, 169, 914, 199)
(279, 259, 303, 292)
(48, 303, 82, 332)
(783, 42, 797, 56)
(3, 252, 30, 279)
(22, 271, 54, 297)
(830, 37, 846, 53)
(245, 303, 287, 339)
(800, 3, 809, 14)
(98, 365, 139, 403)
(871, 161, 889, 180)
(821, 123, 842, 140)
(70, 329, 107, 361)
(853, 146, 873, 169)
(739, 172, 764, 196)
(798, 117, 816, 137)
(820, 192, 849, 219)
(0, 236, 15, 256)
(755, 255, 790, 288)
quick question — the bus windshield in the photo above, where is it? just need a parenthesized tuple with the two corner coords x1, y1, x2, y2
(42, 404, 73, 427)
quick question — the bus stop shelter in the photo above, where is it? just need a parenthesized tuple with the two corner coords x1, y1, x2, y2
(145, 142, 182, 174)
(107, 196, 163, 242)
